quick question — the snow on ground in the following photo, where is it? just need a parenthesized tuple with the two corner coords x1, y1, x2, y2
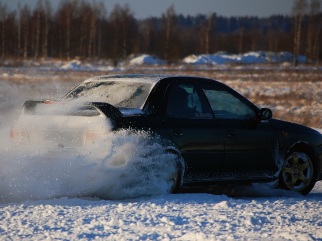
(129, 54, 166, 66)
(0, 59, 322, 240)
(57, 52, 308, 68)
(2, 51, 308, 71)
(1, 183, 322, 240)
(182, 51, 307, 65)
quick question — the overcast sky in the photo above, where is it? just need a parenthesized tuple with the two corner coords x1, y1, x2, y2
(7, 0, 295, 18)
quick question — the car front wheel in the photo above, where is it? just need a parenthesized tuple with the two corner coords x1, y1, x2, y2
(280, 150, 317, 195)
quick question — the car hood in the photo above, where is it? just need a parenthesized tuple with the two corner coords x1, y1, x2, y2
(270, 119, 320, 135)
(269, 118, 322, 146)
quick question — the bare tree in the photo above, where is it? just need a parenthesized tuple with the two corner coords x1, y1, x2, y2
(56, 0, 75, 59)
(312, 12, 322, 63)
(16, 3, 22, 59)
(250, 18, 260, 51)
(267, 17, 280, 53)
(79, 2, 91, 57)
(292, 0, 308, 66)
(90, 1, 105, 58)
(200, 13, 215, 54)
(0, 3, 7, 58)
(88, 2, 100, 58)
(96, 2, 106, 58)
(306, 0, 321, 63)
(33, 0, 42, 59)
(42, 0, 51, 59)
(238, 27, 245, 54)
(109, 4, 136, 60)
(64, 1, 72, 60)
(20, 5, 31, 59)
(0, 1, 320, 63)
(141, 18, 153, 54)
(162, 5, 176, 61)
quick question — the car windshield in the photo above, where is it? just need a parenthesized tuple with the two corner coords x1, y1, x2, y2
(63, 80, 154, 109)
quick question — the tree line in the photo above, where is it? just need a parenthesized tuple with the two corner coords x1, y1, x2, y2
(0, 0, 321, 64)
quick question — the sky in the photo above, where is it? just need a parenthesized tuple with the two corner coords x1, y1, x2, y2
(7, 0, 295, 18)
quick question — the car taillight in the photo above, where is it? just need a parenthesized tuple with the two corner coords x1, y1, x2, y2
(10, 127, 20, 139)
(84, 130, 104, 145)
(10, 127, 29, 142)
(43, 100, 57, 104)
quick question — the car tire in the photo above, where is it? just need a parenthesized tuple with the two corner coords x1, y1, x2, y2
(166, 150, 184, 194)
(169, 169, 181, 194)
(279, 149, 318, 195)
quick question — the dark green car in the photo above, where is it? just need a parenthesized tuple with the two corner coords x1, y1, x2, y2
(19, 74, 322, 195)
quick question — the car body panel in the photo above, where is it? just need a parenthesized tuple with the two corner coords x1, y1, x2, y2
(220, 119, 278, 173)
(162, 118, 225, 173)
(12, 74, 322, 189)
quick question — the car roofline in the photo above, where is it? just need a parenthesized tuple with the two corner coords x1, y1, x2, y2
(83, 74, 219, 85)
(84, 74, 173, 84)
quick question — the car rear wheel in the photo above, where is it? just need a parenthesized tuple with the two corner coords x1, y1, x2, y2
(280, 150, 317, 195)
(166, 150, 184, 194)
(169, 169, 180, 193)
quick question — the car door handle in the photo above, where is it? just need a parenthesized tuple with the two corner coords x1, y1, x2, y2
(226, 131, 237, 137)
(173, 129, 183, 136)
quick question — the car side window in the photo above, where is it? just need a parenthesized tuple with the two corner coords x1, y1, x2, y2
(200, 83, 256, 119)
(167, 83, 212, 119)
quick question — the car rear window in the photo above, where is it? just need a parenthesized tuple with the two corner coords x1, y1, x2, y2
(63, 80, 154, 109)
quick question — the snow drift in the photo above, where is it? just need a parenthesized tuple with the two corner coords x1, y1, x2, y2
(55, 51, 308, 71)
(183, 51, 307, 65)
(129, 54, 165, 65)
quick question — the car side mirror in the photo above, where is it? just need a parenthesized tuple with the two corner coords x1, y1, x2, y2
(259, 108, 272, 120)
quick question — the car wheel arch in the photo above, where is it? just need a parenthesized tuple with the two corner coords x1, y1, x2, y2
(287, 141, 317, 161)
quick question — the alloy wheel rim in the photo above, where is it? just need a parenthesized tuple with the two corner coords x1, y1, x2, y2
(282, 152, 313, 191)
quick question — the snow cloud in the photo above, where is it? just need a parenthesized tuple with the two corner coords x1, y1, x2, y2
(0, 113, 177, 203)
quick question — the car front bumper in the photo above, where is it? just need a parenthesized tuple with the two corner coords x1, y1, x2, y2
(316, 146, 322, 180)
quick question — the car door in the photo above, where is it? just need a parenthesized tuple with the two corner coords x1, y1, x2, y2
(162, 81, 225, 175)
(199, 81, 278, 174)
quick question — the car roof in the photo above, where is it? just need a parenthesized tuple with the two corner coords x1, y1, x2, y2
(84, 74, 174, 84)
(83, 74, 215, 85)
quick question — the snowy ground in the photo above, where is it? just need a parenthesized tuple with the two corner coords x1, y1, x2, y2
(1, 183, 322, 240)
(0, 61, 322, 240)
